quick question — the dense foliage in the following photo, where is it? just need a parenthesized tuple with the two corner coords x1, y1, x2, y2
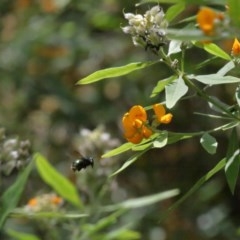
(1, 0, 240, 239)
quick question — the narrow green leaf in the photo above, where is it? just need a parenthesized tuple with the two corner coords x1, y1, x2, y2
(200, 133, 218, 154)
(11, 209, 88, 219)
(190, 74, 240, 85)
(131, 133, 158, 151)
(235, 85, 240, 107)
(103, 134, 158, 157)
(106, 228, 141, 240)
(217, 61, 235, 76)
(208, 95, 230, 113)
(165, 75, 188, 108)
(6, 229, 40, 240)
(165, 2, 185, 22)
(166, 28, 210, 41)
(35, 153, 82, 208)
(150, 75, 177, 98)
(225, 129, 240, 194)
(104, 189, 180, 211)
(77, 61, 157, 85)
(194, 42, 231, 60)
(0, 160, 34, 229)
(131, 142, 152, 151)
(137, 0, 181, 4)
(167, 132, 193, 144)
(83, 210, 125, 234)
(162, 158, 226, 218)
(110, 150, 147, 177)
(102, 142, 133, 158)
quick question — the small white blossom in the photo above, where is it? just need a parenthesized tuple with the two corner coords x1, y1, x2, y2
(122, 5, 168, 53)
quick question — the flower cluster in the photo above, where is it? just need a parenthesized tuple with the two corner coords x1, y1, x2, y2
(122, 104, 172, 144)
(196, 7, 225, 35)
(24, 193, 63, 212)
(122, 6, 168, 52)
(0, 128, 31, 175)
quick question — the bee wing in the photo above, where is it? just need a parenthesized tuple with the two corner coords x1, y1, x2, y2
(71, 149, 84, 159)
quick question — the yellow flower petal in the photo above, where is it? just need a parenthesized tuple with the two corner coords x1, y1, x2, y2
(142, 125, 153, 138)
(153, 103, 166, 122)
(129, 105, 147, 122)
(126, 132, 143, 144)
(160, 113, 173, 124)
(232, 38, 240, 56)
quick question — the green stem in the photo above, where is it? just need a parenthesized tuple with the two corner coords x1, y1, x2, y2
(158, 47, 240, 122)
(167, 121, 239, 139)
(183, 76, 240, 121)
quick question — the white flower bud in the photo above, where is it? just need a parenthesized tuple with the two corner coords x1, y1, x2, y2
(150, 6, 161, 16)
(154, 11, 165, 25)
(122, 26, 134, 34)
(129, 14, 144, 26)
(123, 13, 135, 20)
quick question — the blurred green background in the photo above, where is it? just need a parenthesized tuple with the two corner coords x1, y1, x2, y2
(1, 0, 240, 239)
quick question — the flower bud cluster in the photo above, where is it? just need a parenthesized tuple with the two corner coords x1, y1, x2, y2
(122, 6, 168, 52)
(0, 128, 31, 175)
(24, 193, 63, 212)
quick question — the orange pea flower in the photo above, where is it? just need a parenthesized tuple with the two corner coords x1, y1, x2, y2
(25, 193, 63, 212)
(232, 38, 240, 57)
(122, 105, 152, 144)
(197, 7, 224, 35)
(27, 197, 38, 207)
(153, 104, 173, 124)
(51, 195, 63, 205)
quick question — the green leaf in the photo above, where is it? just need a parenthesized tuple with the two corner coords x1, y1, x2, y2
(11, 209, 88, 219)
(77, 61, 157, 85)
(150, 75, 177, 98)
(131, 133, 158, 151)
(103, 189, 180, 211)
(102, 142, 133, 158)
(225, 129, 240, 194)
(228, 0, 240, 28)
(166, 28, 210, 41)
(200, 133, 218, 154)
(131, 142, 152, 151)
(165, 2, 185, 22)
(217, 61, 235, 76)
(35, 153, 82, 208)
(208, 95, 231, 113)
(102, 134, 158, 157)
(153, 131, 168, 148)
(235, 85, 240, 107)
(194, 42, 231, 60)
(163, 158, 226, 218)
(83, 210, 125, 234)
(190, 74, 240, 85)
(110, 150, 148, 177)
(165, 75, 188, 108)
(168, 40, 182, 56)
(106, 228, 141, 240)
(167, 132, 193, 144)
(138, 0, 181, 4)
(0, 160, 34, 229)
(6, 229, 40, 240)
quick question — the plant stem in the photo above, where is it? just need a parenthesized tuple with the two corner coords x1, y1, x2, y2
(158, 47, 240, 121)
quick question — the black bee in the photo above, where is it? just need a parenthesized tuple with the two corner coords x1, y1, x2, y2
(71, 156, 94, 172)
